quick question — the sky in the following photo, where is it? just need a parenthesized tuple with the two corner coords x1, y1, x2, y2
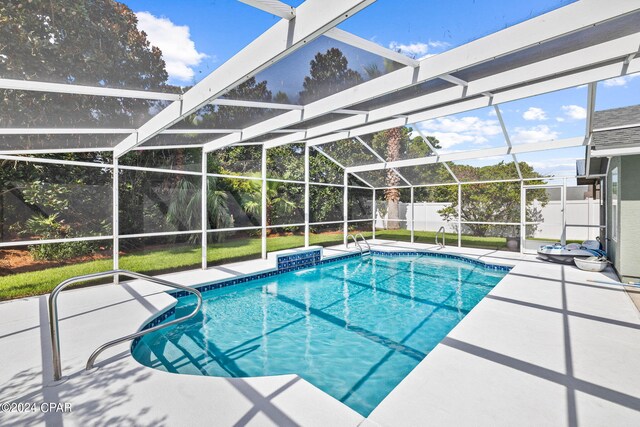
(124, 0, 640, 177)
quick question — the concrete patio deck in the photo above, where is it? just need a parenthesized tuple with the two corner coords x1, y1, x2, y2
(0, 241, 638, 426)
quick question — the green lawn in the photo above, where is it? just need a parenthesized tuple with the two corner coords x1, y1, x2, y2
(0, 230, 519, 301)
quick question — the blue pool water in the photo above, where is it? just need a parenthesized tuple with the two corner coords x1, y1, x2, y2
(132, 254, 507, 416)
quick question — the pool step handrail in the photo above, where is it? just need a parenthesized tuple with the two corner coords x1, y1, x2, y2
(355, 233, 371, 255)
(347, 234, 364, 254)
(435, 226, 446, 248)
(48, 269, 202, 382)
(348, 233, 371, 256)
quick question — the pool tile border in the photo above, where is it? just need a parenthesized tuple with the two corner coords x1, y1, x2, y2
(132, 248, 512, 351)
(370, 250, 513, 271)
(277, 249, 322, 270)
(132, 306, 176, 349)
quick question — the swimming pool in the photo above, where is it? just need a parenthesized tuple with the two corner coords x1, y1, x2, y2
(132, 253, 509, 416)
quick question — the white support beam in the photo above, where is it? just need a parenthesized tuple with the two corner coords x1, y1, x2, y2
(494, 106, 512, 149)
(204, 1, 640, 150)
(263, 132, 306, 148)
(304, 143, 310, 247)
(343, 171, 348, 246)
(585, 82, 598, 176)
(201, 149, 208, 269)
(261, 145, 268, 259)
(311, 145, 346, 168)
(414, 127, 459, 183)
(307, 132, 351, 147)
(112, 157, 119, 281)
(457, 184, 462, 247)
(0, 127, 310, 136)
(585, 82, 598, 136)
(161, 129, 240, 134)
(493, 105, 523, 180)
(0, 78, 181, 101)
(334, 109, 370, 115)
(365, 34, 640, 123)
(311, 145, 374, 188)
(0, 154, 114, 169)
(346, 136, 586, 173)
(324, 28, 419, 67)
(0, 147, 116, 155)
(0, 128, 134, 135)
(239, 0, 296, 20)
(211, 98, 303, 110)
(410, 186, 415, 243)
(304, 57, 640, 149)
(438, 74, 468, 87)
(353, 136, 412, 186)
(489, 58, 640, 105)
(116, 0, 375, 157)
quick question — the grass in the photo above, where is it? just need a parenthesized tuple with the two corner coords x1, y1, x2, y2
(0, 230, 532, 301)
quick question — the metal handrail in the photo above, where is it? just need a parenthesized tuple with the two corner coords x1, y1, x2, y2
(355, 233, 371, 252)
(435, 226, 446, 248)
(347, 234, 363, 254)
(48, 269, 202, 381)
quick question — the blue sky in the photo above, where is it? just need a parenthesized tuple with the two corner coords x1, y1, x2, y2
(124, 0, 640, 176)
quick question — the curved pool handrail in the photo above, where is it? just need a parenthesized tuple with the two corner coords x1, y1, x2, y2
(48, 269, 202, 381)
(354, 233, 371, 252)
(347, 234, 363, 254)
(435, 226, 446, 248)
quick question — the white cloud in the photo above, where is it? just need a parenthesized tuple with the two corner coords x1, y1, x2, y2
(562, 105, 587, 120)
(510, 125, 559, 144)
(522, 107, 548, 121)
(427, 40, 450, 50)
(427, 132, 483, 149)
(136, 11, 208, 82)
(487, 109, 497, 117)
(417, 116, 502, 149)
(602, 73, 640, 87)
(556, 117, 565, 122)
(525, 158, 577, 176)
(388, 41, 429, 57)
(388, 40, 449, 59)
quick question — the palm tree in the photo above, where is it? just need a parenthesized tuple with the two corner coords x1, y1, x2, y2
(238, 180, 297, 232)
(384, 128, 402, 229)
(364, 62, 403, 230)
(167, 177, 233, 243)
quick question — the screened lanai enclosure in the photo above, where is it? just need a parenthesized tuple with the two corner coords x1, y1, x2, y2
(1, 0, 639, 300)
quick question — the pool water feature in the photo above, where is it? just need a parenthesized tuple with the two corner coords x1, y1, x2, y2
(132, 254, 508, 416)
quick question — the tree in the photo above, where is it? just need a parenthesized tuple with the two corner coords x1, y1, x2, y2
(362, 57, 410, 229)
(0, 0, 173, 258)
(366, 128, 440, 228)
(298, 48, 362, 104)
(0, 0, 171, 135)
(186, 77, 274, 129)
(436, 162, 548, 237)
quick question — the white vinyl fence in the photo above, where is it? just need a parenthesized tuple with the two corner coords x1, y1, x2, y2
(376, 200, 600, 241)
